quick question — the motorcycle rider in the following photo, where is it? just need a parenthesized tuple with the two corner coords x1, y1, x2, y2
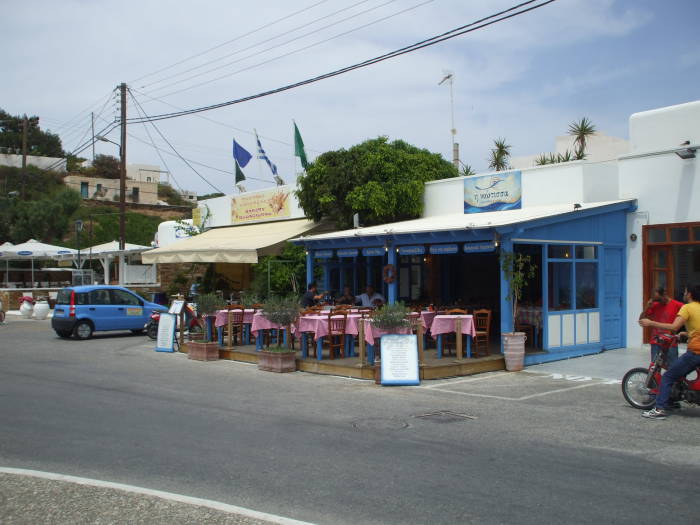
(639, 286, 683, 367)
(639, 283, 700, 419)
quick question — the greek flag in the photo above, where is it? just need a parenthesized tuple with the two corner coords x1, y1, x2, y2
(255, 131, 278, 176)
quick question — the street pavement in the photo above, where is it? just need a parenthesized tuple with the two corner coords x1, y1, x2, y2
(1, 317, 699, 524)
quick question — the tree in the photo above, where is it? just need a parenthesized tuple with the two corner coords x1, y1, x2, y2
(250, 243, 308, 299)
(568, 117, 596, 160)
(296, 137, 456, 229)
(0, 109, 64, 157)
(90, 154, 120, 179)
(461, 164, 476, 176)
(488, 138, 511, 171)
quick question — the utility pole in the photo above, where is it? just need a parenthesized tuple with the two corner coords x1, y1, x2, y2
(91, 112, 95, 162)
(21, 115, 28, 198)
(438, 72, 460, 171)
(119, 83, 127, 251)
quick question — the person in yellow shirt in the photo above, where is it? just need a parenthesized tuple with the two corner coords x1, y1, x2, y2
(639, 283, 700, 419)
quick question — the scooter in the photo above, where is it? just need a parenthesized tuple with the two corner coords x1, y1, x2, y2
(146, 302, 201, 340)
(621, 333, 700, 409)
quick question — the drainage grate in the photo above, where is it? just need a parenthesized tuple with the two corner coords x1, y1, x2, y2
(413, 410, 477, 423)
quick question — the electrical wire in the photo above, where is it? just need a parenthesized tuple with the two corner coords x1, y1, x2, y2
(129, 0, 331, 83)
(127, 0, 556, 124)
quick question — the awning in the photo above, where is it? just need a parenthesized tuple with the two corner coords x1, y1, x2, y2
(141, 219, 320, 264)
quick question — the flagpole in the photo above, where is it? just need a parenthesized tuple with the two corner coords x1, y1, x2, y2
(292, 119, 296, 181)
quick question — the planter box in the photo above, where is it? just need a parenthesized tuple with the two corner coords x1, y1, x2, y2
(187, 341, 219, 361)
(258, 350, 296, 373)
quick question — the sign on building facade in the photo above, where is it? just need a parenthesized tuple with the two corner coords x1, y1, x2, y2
(231, 188, 291, 224)
(464, 171, 522, 214)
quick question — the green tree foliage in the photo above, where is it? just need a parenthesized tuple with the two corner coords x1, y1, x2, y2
(488, 138, 511, 171)
(84, 211, 162, 247)
(249, 243, 308, 299)
(0, 109, 64, 157)
(568, 117, 596, 159)
(461, 164, 476, 176)
(296, 137, 456, 229)
(87, 154, 120, 179)
(158, 183, 192, 206)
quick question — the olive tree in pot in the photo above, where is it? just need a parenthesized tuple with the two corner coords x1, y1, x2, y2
(368, 302, 411, 382)
(500, 251, 537, 371)
(258, 295, 299, 373)
(187, 292, 221, 361)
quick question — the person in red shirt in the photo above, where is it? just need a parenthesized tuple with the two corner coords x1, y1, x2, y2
(639, 287, 684, 367)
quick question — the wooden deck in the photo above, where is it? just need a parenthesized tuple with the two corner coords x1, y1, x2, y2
(182, 342, 505, 380)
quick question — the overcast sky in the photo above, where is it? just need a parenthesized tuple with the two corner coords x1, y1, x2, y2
(2, 0, 699, 195)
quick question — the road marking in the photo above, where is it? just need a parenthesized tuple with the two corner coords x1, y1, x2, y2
(417, 379, 606, 401)
(0, 467, 315, 525)
(422, 372, 509, 389)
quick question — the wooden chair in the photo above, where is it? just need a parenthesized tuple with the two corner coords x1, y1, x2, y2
(473, 309, 492, 357)
(446, 308, 468, 315)
(326, 311, 347, 359)
(357, 307, 372, 318)
(222, 305, 245, 347)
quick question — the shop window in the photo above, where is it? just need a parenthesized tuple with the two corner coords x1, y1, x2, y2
(648, 228, 666, 243)
(548, 245, 572, 259)
(693, 227, 700, 241)
(576, 262, 598, 309)
(670, 227, 689, 242)
(548, 262, 572, 311)
(654, 250, 667, 268)
(575, 245, 597, 259)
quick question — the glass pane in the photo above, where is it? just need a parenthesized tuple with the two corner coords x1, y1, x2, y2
(576, 262, 598, 309)
(111, 289, 141, 306)
(548, 262, 572, 311)
(575, 246, 597, 259)
(653, 271, 667, 292)
(548, 245, 572, 259)
(694, 227, 700, 241)
(670, 227, 689, 242)
(654, 249, 667, 268)
(648, 228, 666, 243)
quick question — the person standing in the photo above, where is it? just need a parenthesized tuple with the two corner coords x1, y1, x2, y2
(639, 287, 683, 367)
(639, 283, 700, 419)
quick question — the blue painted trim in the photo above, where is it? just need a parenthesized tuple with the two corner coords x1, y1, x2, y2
(305, 252, 313, 287)
(387, 247, 397, 304)
(500, 237, 513, 354)
(315, 249, 333, 258)
(541, 243, 549, 350)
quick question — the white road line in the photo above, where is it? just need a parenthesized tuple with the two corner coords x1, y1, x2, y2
(420, 387, 517, 401)
(417, 380, 607, 401)
(515, 381, 603, 400)
(0, 467, 315, 525)
(422, 372, 509, 389)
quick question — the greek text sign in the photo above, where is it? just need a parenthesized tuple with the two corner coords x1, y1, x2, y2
(362, 247, 385, 257)
(463, 242, 496, 253)
(314, 250, 333, 259)
(156, 313, 177, 353)
(429, 244, 458, 255)
(380, 334, 420, 386)
(398, 245, 425, 255)
(464, 171, 522, 214)
(232, 188, 291, 224)
(337, 248, 358, 258)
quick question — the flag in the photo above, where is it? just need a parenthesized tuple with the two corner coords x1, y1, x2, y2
(235, 161, 246, 183)
(294, 122, 309, 169)
(255, 131, 278, 176)
(232, 139, 252, 168)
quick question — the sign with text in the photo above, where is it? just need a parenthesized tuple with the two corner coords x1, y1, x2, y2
(314, 250, 333, 258)
(398, 245, 425, 255)
(429, 244, 458, 255)
(464, 171, 522, 214)
(156, 313, 177, 353)
(463, 242, 496, 253)
(362, 247, 385, 257)
(337, 248, 359, 258)
(380, 334, 420, 386)
(169, 300, 184, 315)
(231, 188, 291, 224)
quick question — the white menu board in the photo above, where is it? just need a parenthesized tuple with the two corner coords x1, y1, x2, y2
(156, 313, 177, 353)
(380, 334, 420, 386)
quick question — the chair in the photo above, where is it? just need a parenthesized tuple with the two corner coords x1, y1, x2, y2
(326, 311, 347, 359)
(357, 307, 372, 318)
(446, 308, 468, 315)
(473, 309, 492, 357)
(222, 305, 245, 347)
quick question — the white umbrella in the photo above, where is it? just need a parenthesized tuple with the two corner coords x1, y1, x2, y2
(0, 239, 77, 287)
(0, 242, 13, 286)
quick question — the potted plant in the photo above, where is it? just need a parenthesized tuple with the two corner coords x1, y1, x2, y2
(18, 296, 35, 319)
(500, 251, 537, 371)
(187, 292, 221, 361)
(258, 295, 299, 373)
(33, 296, 50, 320)
(368, 302, 412, 382)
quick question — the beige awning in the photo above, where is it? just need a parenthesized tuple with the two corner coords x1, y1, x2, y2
(141, 219, 320, 264)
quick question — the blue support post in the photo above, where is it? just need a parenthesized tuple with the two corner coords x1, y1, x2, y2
(301, 333, 308, 358)
(217, 326, 223, 346)
(387, 247, 397, 305)
(367, 343, 375, 365)
(437, 335, 443, 359)
(255, 331, 263, 351)
(322, 262, 330, 293)
(500, 237, 514, 354)
(306, 250, 314, 287)
(316, 337, 323, 360)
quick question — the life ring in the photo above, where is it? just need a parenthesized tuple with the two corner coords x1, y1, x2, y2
(383, 264, 396, 284)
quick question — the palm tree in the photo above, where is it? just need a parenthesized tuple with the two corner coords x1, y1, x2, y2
(568, 117, 596, 159)
(488, 138, 511, 171)
(461, 163, 476, 176)
(534, 153, 550, 166)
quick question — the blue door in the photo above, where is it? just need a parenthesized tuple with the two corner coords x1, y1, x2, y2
(110, 289, 147, 329)
(87, 289, 119, 330)
(602, 247, 624, 349)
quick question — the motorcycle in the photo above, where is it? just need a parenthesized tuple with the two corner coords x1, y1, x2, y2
(621, 333, 700, 409)
(146, 302, 202, 340)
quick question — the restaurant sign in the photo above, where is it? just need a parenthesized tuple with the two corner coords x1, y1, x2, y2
(380, 334, 420, 386)
(398, 245, 425, 255)
(429, 244, 458, 255)
(314, 250, 333, 258)
(231, 188, 291, 224)
(463, 242, 496, 253)
(337, 248, 359, 258)
(464, 170, 522, 214)
(362, 247, 385, 257)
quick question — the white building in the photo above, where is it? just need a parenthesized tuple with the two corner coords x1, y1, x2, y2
(0, 152, 66, 172)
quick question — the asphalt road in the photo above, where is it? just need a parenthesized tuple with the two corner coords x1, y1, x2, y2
(1, 318, 699, 524)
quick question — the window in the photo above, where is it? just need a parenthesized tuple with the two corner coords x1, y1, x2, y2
(576, 262, 598, 308)
(110, 289, 141, 306)
(648, 228, 666, 243)
(548, 245, 572, 259)
(131, 187, 139, 203)
(671, 227, 689, 242)
(96, 183, 103, 193)
(548, 262, 572, 311)
(89, 290, 111, 305)
(75, 292, 89, 305)
(146, 177, 152, 182)
(575, 245, 597, 259)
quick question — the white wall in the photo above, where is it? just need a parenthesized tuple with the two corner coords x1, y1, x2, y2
(423, 177, 464, 217)
(629, 100, 700, 153)
(127, 164, 161, 183)
(0, 153, 66, 172)
(155, 220, 195, 247)
(555, 132, 630, 161)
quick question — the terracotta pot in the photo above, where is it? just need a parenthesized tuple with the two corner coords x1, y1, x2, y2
(33, 300, 50, 320)
(187, 341, 219, 361)
(258, 350, 296, 373)
(502, 332, 526, 371)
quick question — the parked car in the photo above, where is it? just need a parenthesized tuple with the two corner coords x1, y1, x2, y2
(51, 285, 168, 340)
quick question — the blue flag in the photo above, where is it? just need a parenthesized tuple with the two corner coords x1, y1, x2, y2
(232, 139, 252, 168)
(255, 131, 278, 176)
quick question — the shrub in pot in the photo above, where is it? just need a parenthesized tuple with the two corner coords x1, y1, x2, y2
(258, 295, 299, 372)
(500, 251, 537, 371)
(188, 292, 221, 361)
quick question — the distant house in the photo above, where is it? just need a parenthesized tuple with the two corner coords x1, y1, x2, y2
(0, 152, 67, 172)
(63, 175, 159, 205)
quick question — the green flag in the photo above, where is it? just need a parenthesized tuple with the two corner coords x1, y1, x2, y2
(294, 122, 309, 169)
(235, 161, 246, 183)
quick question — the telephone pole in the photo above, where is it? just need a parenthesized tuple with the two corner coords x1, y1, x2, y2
(21, 115, 28, 198)
(91, 112, 95, 162)
(119, 83, 127, 251)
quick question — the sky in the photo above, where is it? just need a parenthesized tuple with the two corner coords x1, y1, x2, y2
(2, 0, 699, 195)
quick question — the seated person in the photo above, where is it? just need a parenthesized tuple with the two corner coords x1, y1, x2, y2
(356, 285, 385, 307)
(300, 282, 324, 308)
(336, 286, 355, 305)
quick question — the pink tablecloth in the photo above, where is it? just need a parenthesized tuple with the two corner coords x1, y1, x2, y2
(363, 319, 412, 346)
(517, 306, 542, 328)
(429, 315, 476, 338)
(214, 309, 256, 328)
(250, 312, 285, 337)
(297, 314, 361, 341)
(421, 311, 436, 329)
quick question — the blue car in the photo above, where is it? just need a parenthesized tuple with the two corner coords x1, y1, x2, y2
(51, 285, 168, 340)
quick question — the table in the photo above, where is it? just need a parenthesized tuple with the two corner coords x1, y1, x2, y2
(429, 315, 476, 359)
(214, 309, 256, 346)
(250, 312, 292, 350)
(297, 313, 362, 360)
(363, 319, 413, 366)
(420, 311, 436, 330)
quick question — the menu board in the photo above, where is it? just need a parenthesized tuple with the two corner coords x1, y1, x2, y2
(169, 300, 184, 314)
(156, 313, 177, 353)
(380, 334, 420, 386)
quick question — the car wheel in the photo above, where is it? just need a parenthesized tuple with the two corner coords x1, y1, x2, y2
(55, 329, 72, 338)
(73, 320, 93, 340)
(130, 328, 145, 335)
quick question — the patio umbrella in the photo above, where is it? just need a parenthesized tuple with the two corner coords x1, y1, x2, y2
(0, 242, 13, 286)
(0, 239, 77, 287)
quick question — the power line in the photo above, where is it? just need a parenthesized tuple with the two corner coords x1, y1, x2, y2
(127, 0, 556, 124)
(141, 0, 381, 92)
(129, 0, 331, 83)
